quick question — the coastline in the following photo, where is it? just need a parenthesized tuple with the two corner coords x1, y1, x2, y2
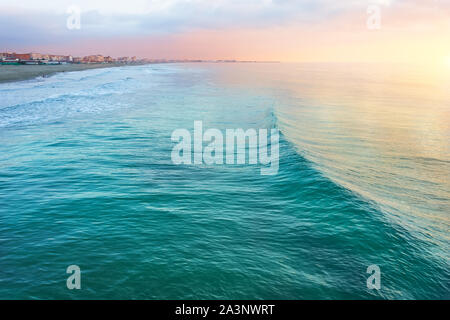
(0, 63, 135, 84)
(0, 62, 277, 84)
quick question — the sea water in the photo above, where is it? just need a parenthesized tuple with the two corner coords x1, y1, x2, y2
(0, 63, 448, 299)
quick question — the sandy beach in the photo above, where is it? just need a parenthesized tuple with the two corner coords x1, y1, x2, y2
(0, 64, 126, 83)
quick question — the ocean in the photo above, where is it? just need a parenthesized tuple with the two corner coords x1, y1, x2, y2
(0, 63, 448, 299)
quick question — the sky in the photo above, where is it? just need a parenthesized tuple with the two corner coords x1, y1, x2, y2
(1, 0, 450, 64)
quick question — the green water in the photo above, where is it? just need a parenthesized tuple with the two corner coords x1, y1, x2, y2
(0, 63, 448, 299)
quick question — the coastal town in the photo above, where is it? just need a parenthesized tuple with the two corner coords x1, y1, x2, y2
(0, 52, 261, 65)
(0, 51, 276, 83)
(1, 52, 146, 65)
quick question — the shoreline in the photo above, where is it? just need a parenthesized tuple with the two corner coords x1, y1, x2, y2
(0, 63, 141, 84)
(0, 61, 280, 84)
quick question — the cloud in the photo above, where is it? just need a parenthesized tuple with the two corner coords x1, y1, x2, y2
(0, 0, 368, 46)
(1, 0, 449, 63)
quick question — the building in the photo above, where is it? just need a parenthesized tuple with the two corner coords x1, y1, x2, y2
(0, 52, 16, 59)
(30, 53, 44, 60)
(82, 55, 105, 63)
(15, 53, 32, 60)
(117, 57, 129, 63)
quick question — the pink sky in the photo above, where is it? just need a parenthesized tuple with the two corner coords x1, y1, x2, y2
(2, 0, 450, 64)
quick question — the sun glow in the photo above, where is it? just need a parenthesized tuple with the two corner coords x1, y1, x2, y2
(444, 56, 450, 69)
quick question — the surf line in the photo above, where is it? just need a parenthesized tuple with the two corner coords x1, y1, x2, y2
(171, 120, 279, 175)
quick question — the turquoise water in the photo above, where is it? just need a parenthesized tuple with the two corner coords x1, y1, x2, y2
(0, 63, 448, 299)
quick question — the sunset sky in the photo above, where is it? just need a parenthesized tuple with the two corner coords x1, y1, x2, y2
(1, 0, 450, 64)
